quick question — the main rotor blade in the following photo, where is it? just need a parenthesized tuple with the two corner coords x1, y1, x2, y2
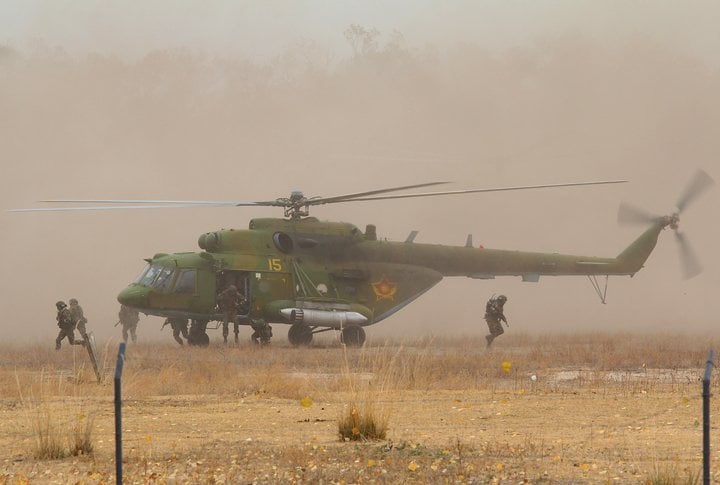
(675, 231, 703, 279)
(38, 199, 271, 206)
(340, 180, 628, 203)
(617, 201, 659, 225)
(676, 169, 715, 213)
(307, 182, 450, 206)
(7, 203, 249, 212)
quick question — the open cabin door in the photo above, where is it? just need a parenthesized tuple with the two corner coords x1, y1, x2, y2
(217, 270, 251, 316)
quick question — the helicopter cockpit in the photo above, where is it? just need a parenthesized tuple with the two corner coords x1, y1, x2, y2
(135, 263, 197, 294)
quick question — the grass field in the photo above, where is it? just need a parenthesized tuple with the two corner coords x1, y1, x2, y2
(1, 332, 718, 483)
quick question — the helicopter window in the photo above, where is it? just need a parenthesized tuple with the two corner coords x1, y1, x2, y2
(134, 264, 151, 284)
(174, 269, 196, 294)
(152, 267, 175, 292)
(137, 264, 163, 287)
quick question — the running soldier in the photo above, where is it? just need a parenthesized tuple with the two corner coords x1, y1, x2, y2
(163, 317, 189, 346)
(69, 298, 88, 344)
(217, 285, 244, 344)
(484, 294, 508, 348)
(118, 304, 140, 343)
(55, 301, 78, 349)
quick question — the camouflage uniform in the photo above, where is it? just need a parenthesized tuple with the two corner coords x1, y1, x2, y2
(251, 321, 273, 346)
(484, 295, 508, 348)
(55, 301, 77, 349)
(217, 285, 243, 344)
(165, 317, 189, 346)
(69, 298, 88, 343)
(119, 304, 140, 343)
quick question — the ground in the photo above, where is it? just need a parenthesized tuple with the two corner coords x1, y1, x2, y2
(0, 332, 717, 483)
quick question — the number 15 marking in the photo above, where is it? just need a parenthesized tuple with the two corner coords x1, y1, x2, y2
(268, 258, 282, 271)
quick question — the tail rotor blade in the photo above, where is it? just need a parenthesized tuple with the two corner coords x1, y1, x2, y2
(618, 202, 658, 225)
(676, 169, 715, 213)
(675, 231, 703, 279)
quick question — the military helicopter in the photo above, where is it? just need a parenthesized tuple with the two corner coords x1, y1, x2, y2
(9, 171, 713, 347)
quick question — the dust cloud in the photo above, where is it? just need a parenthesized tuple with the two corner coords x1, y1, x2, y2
(1, 2, 719, 344)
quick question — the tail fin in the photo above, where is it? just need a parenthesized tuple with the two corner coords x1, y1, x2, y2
(614, 223, 664, 275)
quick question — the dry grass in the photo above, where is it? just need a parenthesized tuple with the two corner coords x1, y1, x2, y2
(1, 331, 719, 482)
(29, 404, 66, 460)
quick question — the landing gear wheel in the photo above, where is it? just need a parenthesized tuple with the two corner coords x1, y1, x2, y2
(288, 323, 313, 346)
(188, 320, 210, 347)
(340, 326, 366, 347)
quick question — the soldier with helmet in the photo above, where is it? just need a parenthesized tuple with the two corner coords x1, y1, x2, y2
(118, 304, 140, 343)
(55, 301, 78, 349)
(250, 320, 273, 346)
(484, 294, 509, 348)
(163, 317, 189, 346)
(217, 284, 244, 344)
(69, 298, 88, 343)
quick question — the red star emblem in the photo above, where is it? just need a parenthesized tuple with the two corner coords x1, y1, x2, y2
(372, 276, 397, 301)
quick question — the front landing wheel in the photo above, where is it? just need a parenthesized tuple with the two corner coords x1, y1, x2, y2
(340, 326, 366, 347)
(288, 323, 313, 346)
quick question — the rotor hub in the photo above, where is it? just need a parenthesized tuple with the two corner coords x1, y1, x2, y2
(659, 213, 680, 231)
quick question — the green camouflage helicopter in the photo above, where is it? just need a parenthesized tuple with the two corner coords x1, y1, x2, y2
(9, 171, 713, 346)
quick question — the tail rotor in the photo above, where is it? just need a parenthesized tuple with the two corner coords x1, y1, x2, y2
(618, 169, 714, 279)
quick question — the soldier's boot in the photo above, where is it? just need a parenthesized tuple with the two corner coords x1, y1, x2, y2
(234, 332, 239, 344)
(485, 334, 494, 348)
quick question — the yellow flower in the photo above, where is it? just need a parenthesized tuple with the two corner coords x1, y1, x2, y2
(501, 361, 512, 373)
(300, 397, 313, 408)
(407, 461, 419, 472)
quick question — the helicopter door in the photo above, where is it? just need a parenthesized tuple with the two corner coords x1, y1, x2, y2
(217, 271, 250, 316)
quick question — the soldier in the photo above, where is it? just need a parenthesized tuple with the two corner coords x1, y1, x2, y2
(250, 320, 273, 346)
(68, 298, 88, 344)
(217, 284, 243, 344)
(484, 294, 508, 348)
(55, 301, 77, 349)
(118, 304, 140, 343)
(163, 317, 189, 346)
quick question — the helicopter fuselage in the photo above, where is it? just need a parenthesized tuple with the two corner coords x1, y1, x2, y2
(117, 215, 665, 344)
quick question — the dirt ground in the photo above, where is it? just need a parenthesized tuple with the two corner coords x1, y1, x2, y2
(0, 335, 717, 484)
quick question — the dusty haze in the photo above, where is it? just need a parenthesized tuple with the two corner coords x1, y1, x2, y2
(1, 1, 719, 343)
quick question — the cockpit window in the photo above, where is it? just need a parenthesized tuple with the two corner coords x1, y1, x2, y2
(137, 264, 163, 287)
(135, 263, 176, 292)
(133, 264, 151, 284)
(173, 269, 196, 294)
(153, 267, 175, 292)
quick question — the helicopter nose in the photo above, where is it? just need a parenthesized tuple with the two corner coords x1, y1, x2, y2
(117, 284, 150, 308)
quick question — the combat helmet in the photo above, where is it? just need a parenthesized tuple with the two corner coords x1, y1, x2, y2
(56, 301, 67, 310)
(69, 298, 78, 305)
(496, 295, 507, 303)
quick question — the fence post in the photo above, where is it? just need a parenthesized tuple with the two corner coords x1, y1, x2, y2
(114, 343, 127, 485)
(703, 349, 715, 485)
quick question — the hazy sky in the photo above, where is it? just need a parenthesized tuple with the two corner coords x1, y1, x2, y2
(1, 1, 719, 345)
(2, 1, 719, 63)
